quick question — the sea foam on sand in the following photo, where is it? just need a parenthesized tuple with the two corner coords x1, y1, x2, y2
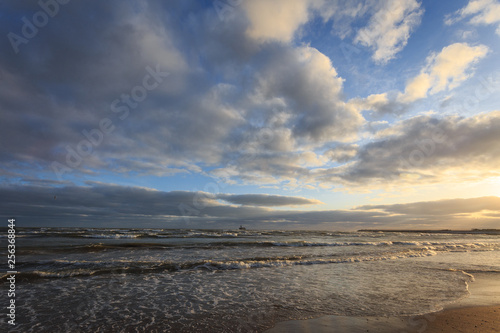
(265, 272, 500, 333)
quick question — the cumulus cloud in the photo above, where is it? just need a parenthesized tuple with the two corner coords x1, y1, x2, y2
(329, 110, 500, 186)
(200, 43, 365, 188)
(351, 42, 489, 115)
(354, 0, 423, 64)
(242, 0, 312, 42)
(324, 144, 359, 163)
(0, 1, 201, 177)
(253, 45, 363, 143)
(398, 43, 489, 103)
(241, 0, 369, 43)
(1, 0, 498, 208)
(0, 0, 366, 187)
(349, 92, 408, 116)
(211, 111, 500, 189)
(446, 0, 500, 36)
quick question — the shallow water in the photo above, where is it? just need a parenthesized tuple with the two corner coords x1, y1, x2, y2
(2, 228, 499, 332)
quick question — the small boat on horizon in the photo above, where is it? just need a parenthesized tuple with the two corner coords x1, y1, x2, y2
(239, 225, 246, 231)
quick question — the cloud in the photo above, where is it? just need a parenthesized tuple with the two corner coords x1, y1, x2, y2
(446, 0, 500, 36)
(0, 1, 199, 176)
(0, 183, 379, 229)
(354, 0, 423, 64)
(0, 0, 366, 187)
(316, 0, 376, 39)
(358, 196, 500, 215)
(398, 43, 489, 103)
(349, 92, 408, 116)
(0, 183, 269, 221)
(201, 43, 364, 188)
(1, 183, 498, 229)
(0, 0, 498, 201)
(253, 45, 363, 143)
(327, 110, 500, 186)
(241, 0, 366, 43)
(242, 0, 312, 42)
(349, 42, 490, 116)
(216, 194, 323, 206)
(324, 144, 359, 163)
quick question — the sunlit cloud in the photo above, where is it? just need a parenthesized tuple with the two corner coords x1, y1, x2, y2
(242, 0, 312, 43)
(355, 0, 423, 64)
(331, 110, 500, 188)
(351, 42, 489, 115)
(446, 0, 500, 36)
(358, 196, 500, 216)
(399, 43, 489, 103)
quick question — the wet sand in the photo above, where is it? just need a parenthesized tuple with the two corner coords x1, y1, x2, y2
(424, 305, 499, 332)
(264, 272, 500, 333)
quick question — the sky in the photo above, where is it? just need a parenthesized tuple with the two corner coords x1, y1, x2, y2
(1, 0, 500, 230)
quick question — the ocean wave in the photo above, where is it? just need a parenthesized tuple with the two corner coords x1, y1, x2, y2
(3, 250, 438, 282)
(17, 242, 179, 255)
(9, 228, 369, 239)
(16, 239, 500, 256)
(82, 234, 141, 239)
(196, 251, 437, 271)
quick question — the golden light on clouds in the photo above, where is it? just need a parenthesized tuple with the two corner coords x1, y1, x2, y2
(399, 43, 489, 103)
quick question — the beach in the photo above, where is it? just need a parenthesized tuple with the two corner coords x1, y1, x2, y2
(265, 272, 500, 333)
(2, 228, 499, 332)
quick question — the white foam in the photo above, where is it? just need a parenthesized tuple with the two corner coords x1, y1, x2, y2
(194, 249, 438, 271)
(82, 234, 140, 239)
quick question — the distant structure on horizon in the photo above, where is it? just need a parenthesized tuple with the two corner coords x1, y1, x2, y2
(358, 229, 500, 235)
(239, 225, 246, 231)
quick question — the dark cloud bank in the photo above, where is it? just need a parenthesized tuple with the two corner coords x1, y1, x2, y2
(1, 184, 498, 229)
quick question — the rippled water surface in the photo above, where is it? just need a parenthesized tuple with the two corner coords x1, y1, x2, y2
(2, 228, 499, 332)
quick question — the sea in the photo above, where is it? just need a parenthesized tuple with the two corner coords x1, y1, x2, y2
(1, 227, 500, 332)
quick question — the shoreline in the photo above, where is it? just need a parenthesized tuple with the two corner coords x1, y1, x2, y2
(264, 272, 500, 333)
